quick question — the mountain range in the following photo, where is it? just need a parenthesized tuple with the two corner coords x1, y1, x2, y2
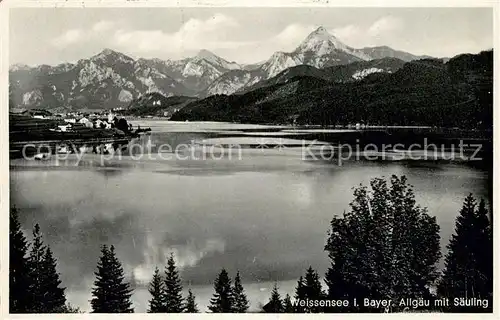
(171, 50, 493, 129)
(9, 26, 430, 111)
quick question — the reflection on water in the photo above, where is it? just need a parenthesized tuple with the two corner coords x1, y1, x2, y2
(10, 121, 491, 312)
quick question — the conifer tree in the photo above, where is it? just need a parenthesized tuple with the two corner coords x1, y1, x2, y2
(324, 175, 441, 312)
(232, 271, 249, 312)
(163, 253, 184, 312)
(40, 247, 66, 312)
(474, 199, 493, 299)
(148, 267, 165, 313)
(283, 294, 294, 313)
(91, 245, 134, 313)
(438, 195, 493, 312)
(293, 267, 324, 313)
(294, 276, 306, 313)
(184, 289, 199, 313)
(13, 219, 66, 313)
(208, 268, 233, 313)
(27, 224, 47, 313)
(9, 207, 31, 313)
(304, 266, 324, 312)
(263, 282, 283, 313)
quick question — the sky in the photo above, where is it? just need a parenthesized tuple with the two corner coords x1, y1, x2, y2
(9, 7, 493, 66)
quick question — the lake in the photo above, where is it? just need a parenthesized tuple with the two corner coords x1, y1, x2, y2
(9, 121, 491, 312)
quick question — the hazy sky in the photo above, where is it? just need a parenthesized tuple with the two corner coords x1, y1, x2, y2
(10, 7, 493, 66)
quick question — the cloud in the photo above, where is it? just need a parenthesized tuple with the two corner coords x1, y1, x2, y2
(111, 13, 242, 58)
(48, 14, 406, 63)
(51, 29, 83, 48)
(236, 23, 315, 61)
(132, 234, 226, 285)
(273, 24, 315, 46)
(332, 24, 364, 42)
(267, 18, 403, 55)
(332, 16, 404, 48)
(51, 21, 114, 49)
(49, 14, 241, 57)
(368, 16, 403, 36)
(92, 20, 115, 32)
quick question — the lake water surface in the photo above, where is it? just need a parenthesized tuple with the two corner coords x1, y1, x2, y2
(10, 121, 491, 312)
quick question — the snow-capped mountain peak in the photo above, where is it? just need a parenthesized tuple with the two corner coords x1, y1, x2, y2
(91, 48, 134, 64)
(261, 52, 301, 78)
(307, 26, 336, 42)
(193, 49, 241, 70)
(205, 26, 387, 95)
(294, 26, 349, 55)
(196, 49, 219, 61)
(9, 29, 428, 110)
(257, 27, 368, 79)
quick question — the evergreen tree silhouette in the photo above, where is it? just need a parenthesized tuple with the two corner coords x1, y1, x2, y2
(91, 245, 134, 313)
(27, 224, 47, 313)
(438, 195, 493, 312)
(25, 224, 67, 313)
(474, 199, 493, 301)
(208, 268, 233, 312)
(40, 247, 66, 312)
(294, 276, 306, 313)
(298, 267, 324, 313)
(306, 266, 324, 312)
(283, 294, 294, 313)
(163, 253, 184, 312)
(263, 282, 283, 313)
(147, 267, 165, 313)
(324, 175, 441, 312)
(9, 207, 31, 313)
(232, 271, 249, 312)
(184, 289, 199, 313)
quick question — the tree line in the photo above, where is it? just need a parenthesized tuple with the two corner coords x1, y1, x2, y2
(9, 208, 74, 313)
(10, 175, 493, 313)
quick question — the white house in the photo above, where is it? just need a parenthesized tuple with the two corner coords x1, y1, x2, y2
(79, 117, 90, 124)
(107, 111, 115, 123)
(57, 123, 72, 132)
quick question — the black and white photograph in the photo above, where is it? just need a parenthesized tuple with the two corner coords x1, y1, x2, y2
(5, 2, 496, 315)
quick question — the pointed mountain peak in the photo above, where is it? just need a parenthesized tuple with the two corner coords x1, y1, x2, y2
(101, 48, 116, 55)
(312, 26, 329, 35)
(96, 48, 123, 57)
(304, 26, 338, 42)
(196, 49, 219, 60)
(193, 49, 241, 70)
(92, 48, 134, 63)
(294, 26, 348, 55)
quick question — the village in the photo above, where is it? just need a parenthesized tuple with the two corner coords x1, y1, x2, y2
(9, 108, 149, 159)
(19, 108, 129, 131)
